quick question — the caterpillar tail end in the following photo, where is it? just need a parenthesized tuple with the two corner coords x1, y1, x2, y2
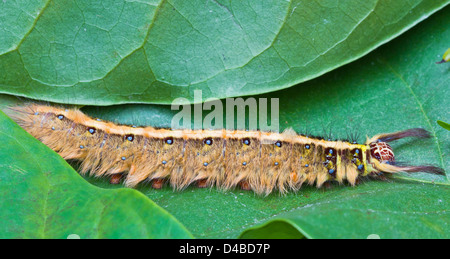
(3, 104, 38, 129)
(366, 128, 445, 176)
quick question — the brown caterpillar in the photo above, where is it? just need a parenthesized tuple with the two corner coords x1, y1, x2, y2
(7, 104, 444, 195)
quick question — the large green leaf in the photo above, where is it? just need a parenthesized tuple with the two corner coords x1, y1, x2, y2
(0, 0, 448, 105)
(0, 109, 192, 239)
(239, 181, 450, 239)
(35, 6, 450, 238)
(0, 4, 448, 239)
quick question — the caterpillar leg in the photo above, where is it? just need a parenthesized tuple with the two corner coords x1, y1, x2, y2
(152, 178, 165, 189)
(323, 182, 333, 190)
(110, 173, 123, 184)
(239, 180, 251, 191)
(197, 179, 208, 188)
(369, 172, 388, 181)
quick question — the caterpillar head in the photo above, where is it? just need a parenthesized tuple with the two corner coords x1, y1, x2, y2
(369, 142, 394, 164)
(366, 128, 444, 175)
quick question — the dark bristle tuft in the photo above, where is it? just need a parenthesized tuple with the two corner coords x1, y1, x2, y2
(378, 128, 431, 142)
(403, 165, 445, 175)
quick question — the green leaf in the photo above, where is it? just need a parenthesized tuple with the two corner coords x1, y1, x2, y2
(0, 4, 448, 240)
(0, 0, 448, 105)
(437, 120, 450, 131)
(0, 110, 192, 239)
(49, 6, 449, 238)
(239, 181, 450, 239)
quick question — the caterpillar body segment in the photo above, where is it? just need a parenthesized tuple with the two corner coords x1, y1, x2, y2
(7, 104, 444, 195)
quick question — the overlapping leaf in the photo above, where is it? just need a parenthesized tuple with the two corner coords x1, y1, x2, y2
(0, 108, 192, 239)
(0, 0, 448, 105)
(0, 3, 448, 239)
(80, 7, 449, 238)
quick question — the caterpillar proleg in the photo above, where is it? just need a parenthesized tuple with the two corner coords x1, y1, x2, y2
(7, 104, 444, 195)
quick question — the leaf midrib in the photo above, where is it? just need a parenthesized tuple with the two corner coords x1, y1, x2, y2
(381, 58, 447, 180)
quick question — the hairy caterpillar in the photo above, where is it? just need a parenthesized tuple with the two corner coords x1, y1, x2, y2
(7, 104, 444, 195)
